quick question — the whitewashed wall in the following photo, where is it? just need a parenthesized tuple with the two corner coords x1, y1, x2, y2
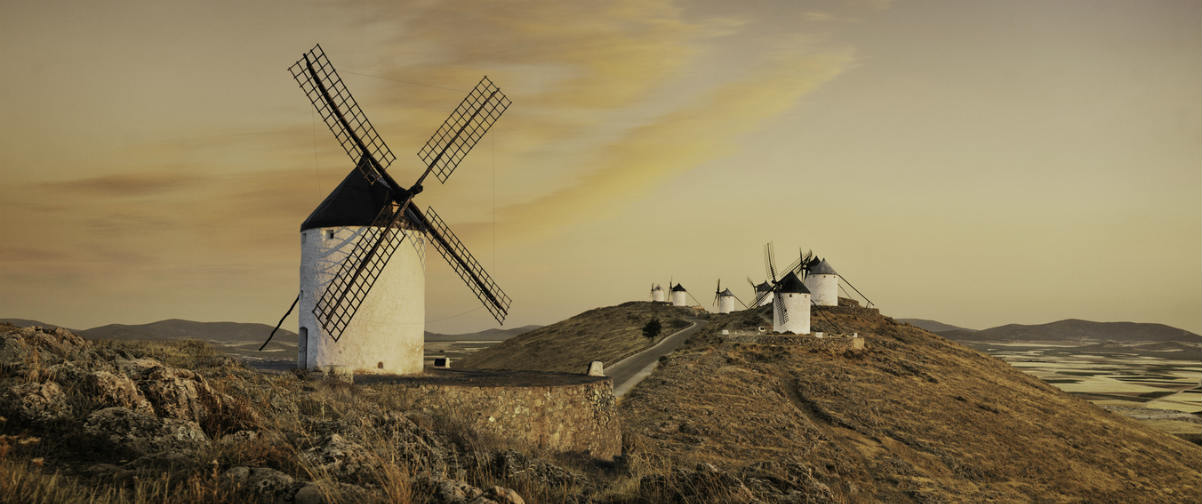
(299, 226, 426, 375)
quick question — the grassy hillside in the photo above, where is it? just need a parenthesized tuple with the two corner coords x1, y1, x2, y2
(457, 302, 696, 374)
(620, 306, 1200, 502)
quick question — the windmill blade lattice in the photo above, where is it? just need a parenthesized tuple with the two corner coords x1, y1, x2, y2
(418, 205, 511, 323)
(313, 201, 409, 341)
(289, 45, 396, 179)
(418, 77, 511, 184)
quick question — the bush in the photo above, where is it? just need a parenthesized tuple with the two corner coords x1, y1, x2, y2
(643, 319, 662, 340)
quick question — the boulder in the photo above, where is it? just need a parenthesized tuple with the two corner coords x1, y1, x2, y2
(135, 366, 215, 423)
(82, 370, 155, 415)
(1, 381, 72, 426)
(82, 407, 208, 457)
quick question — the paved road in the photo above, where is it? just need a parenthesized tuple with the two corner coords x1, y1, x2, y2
(608, 317, 704, 397)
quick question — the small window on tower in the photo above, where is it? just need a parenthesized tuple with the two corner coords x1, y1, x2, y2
(327, 230, 335, 240)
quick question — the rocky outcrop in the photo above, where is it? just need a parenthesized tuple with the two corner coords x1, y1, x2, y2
(82, 370, 155, 415)
(0, 381, 71, 426)
(82, 407, 209, 457)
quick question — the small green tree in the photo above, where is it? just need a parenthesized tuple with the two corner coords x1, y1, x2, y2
(643, 318, 662, 339)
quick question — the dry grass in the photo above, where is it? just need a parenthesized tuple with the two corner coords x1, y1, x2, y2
(619, 307, 1202, 503)
(458, 301, 695, 373)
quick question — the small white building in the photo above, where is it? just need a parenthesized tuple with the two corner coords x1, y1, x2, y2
(804, 259, 839, 307)
(754, 281, 773, 306)
(650, 284, 666, 302)
(717, 288, 737, 314)
(297, 169, 426, 375)
(772, 272, 811, 334)
(670, 283, 689, 307)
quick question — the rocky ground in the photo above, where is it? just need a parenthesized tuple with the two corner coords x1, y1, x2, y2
(0, 324, 633, 503)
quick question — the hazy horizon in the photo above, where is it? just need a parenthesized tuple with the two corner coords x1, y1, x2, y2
(2, 0, 1198, 334)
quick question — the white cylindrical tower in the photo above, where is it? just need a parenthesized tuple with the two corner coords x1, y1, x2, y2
(804, 259, 839, 307)
(670, 284, 688, 307)
(772, 272, 811, 334)
(297, 169, 427, 375)
(754, 282, 773, 306)
(651, 285, 666, 303)
(717, 289, 736, 314)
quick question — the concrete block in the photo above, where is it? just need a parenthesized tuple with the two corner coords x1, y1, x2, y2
(587, 361, 605, 376)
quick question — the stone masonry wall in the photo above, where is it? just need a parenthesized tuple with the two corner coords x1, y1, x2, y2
(399, 378, 621, 461)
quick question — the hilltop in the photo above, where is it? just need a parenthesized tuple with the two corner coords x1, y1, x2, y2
(619, 305, 1200, 502)
(938, 318, 1199, 343)
(457, 302, 695, 374)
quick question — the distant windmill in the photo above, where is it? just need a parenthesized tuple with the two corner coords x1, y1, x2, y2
(264, 44, 512, 375)
(758, 243, 811, 334)
(669, 282, 689, 307)
(803, 258, 839, 306)
(712, 280, 747, 314)
(650, 284, 666, 303)
(748, 278, 773, 307)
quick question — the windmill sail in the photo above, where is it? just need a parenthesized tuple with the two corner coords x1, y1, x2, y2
(416, 206, 511, 324)
(313, 201, 409, 341)
(418, 77, 511, 184)
(289, 44, 396, 180)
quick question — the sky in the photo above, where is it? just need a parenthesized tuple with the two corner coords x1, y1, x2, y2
(0, 0, 1198, 334)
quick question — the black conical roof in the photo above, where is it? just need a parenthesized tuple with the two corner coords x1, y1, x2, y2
(808, 259, 837, 275)
(671, 284, 687, 292)
(719, 288, 734, 296)
(755, 281, 771, 292)
(777, 272, 809, 294)
(301, 169, 396, 231)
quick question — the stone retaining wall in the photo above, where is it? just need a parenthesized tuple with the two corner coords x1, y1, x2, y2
(394, 375, 620, 460)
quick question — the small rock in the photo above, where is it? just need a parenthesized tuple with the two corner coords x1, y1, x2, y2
(223, 466, 251, 485)
(246, 467, 295, 502)
(301, 433, 375, 483)
(293, 483, 326, 504)
(485, 485, 525, 504)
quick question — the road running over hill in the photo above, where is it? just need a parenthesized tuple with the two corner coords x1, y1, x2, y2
(608, 317, 704, 397)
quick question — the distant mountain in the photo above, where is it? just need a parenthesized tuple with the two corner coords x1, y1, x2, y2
(424, 325, 541, 342)
(897, 318, 971, 333)
(80, 319, 295, 345)
(940, 319, 1199, 344)
(0, 318, 69, 329)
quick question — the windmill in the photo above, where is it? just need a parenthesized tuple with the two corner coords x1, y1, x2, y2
(668, 282, 689, 307)
(266, 44, 513, 375)
(747, 277, 773, 307)
(712, 279, 747, 314)
(802, 258, 839, 306)
(650, 283, 666, 303)
(754, 243, 811, 334)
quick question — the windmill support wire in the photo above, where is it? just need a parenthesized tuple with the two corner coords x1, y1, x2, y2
(811, 300, 846, 335)
(838, 275, 874, 308)
(260, 294, 300, 351)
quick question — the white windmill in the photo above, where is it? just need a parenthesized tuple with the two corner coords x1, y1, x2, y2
(803, 258, 839, 307)
(712, 280, 747, 314)
(669, 283, 689, 307)
(263, 44, 512, 375)
(772, 272, 811, 334)
(650, 284, 666, 303)
(752, 244, 811, 334)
